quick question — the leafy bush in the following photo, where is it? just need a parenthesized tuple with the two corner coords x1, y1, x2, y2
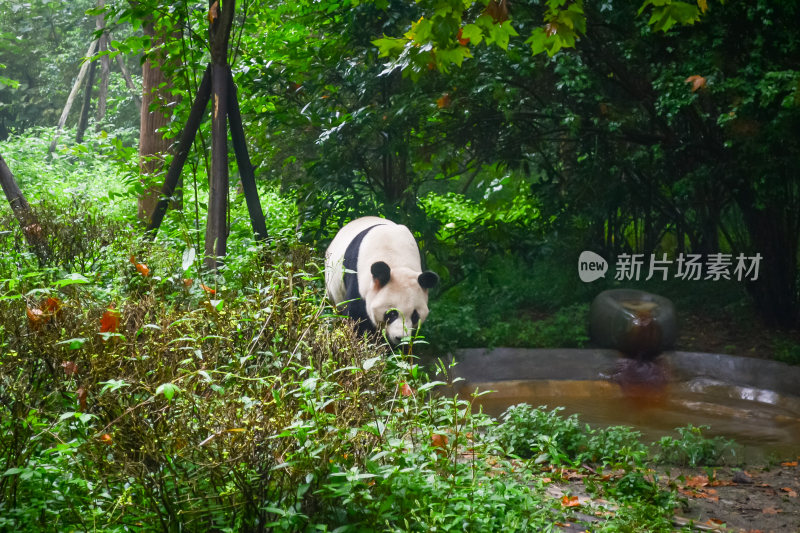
(495, 404, 587, 463)
(582, 425, 649, 468)
(773, 337, 800, 366)
(653, 424, 737, 467)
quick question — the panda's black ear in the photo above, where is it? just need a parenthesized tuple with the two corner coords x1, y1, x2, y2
(371, 261, 391, 287)
(418, 271, 439, 289)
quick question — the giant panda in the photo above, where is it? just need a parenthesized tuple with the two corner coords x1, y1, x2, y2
(325, 216, 439, 345)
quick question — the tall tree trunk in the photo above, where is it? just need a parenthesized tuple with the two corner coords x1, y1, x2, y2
(204, 63, 230, 270)
(204, 0, 236, 270)
(49, 40, 98, 153)
(0, 154, 50, 262)
(739, 204, 799, 329)
(137, 22, 180, 224)
(203, 0, 236, 271)
(95, 1, 110, 129)
(75, 59, 96, 144)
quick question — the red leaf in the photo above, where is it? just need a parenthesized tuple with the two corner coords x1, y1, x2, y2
(27, 307, 44, 330)
(436, 93, 451, 109)
(76, 387, 87, 411)
(201, 283, 216, 295)
(43, 297, 62, 314)
(135, 262, 150, 277)
(61, 361, 78, 376)
(399, 382, 414, 397)
(685, 75, 707, 93)
(99, 433, 113, 445)
(100, 306, 120, 333)
(431, 433, 448, 448)
(561, 495, 581, 507)
(457, 28, 469, 46)
(484, 0, 509, 23)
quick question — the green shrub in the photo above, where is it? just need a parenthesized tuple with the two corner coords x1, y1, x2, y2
(582, 425, 649, 468)
(653, 424, 737, 467)
(494, 404, 586, 463)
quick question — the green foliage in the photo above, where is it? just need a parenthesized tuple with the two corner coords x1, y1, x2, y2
(584, 426, 649, 469)
(495, 404, 586, 463)
(654, 424, 737, 467)
(773, 337, 800, 366)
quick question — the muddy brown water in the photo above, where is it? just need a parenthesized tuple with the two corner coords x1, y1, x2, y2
(441, 349, 800, 462)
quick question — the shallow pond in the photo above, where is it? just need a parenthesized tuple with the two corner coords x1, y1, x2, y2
(444, 349, 800, 462)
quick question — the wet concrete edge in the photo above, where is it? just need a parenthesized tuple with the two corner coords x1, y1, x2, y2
(435, 349, 800, 398)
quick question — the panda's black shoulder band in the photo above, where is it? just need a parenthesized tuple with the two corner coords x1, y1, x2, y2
(342, 224, 384, 331)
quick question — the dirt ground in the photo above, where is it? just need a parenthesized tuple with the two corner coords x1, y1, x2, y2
(548, 461, 800, 532)
(675, 311, 800, 361)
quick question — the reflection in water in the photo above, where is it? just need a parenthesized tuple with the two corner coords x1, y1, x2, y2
(465, 375, 800, 462)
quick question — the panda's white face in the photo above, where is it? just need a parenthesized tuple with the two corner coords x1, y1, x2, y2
(367, 264, 436, 345)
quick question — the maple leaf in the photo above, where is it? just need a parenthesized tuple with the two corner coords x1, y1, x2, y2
(685, 75, 707, 92)
(61, 361, 78, 376)
(100, 306, 120, 333)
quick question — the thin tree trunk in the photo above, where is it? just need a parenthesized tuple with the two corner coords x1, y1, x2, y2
(147, 66, 212, 236)
(226, 70, 268, 242)
(203, 0, 236, 271)
(76, 59, 97, 143)
(204, 63, 230, 270)
(95, 1, 110, 129)
(108, 34, 142, 111)
(49, 40, 98, 153)
(137, 22, 180, 224)
(0, 154, 50, 261)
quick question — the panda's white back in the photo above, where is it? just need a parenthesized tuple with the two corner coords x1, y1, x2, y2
(324, 216, 420, 305)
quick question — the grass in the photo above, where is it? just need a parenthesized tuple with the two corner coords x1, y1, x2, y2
(0, 127, 778, 531)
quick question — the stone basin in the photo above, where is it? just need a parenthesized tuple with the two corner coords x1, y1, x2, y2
(440, 348, 800, 461)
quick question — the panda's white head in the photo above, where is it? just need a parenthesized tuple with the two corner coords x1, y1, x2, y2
(366, 261, 439, 345)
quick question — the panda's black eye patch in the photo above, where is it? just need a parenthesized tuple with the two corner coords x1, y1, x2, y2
(384, 309, 399, 323)
(411, 310, 420, 324)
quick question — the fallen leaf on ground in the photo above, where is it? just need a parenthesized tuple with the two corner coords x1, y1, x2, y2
(762, 506, 781, 514)
(561, 495, 580, 508)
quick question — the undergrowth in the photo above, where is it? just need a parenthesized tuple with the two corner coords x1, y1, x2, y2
(0, 192, 704, 531)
